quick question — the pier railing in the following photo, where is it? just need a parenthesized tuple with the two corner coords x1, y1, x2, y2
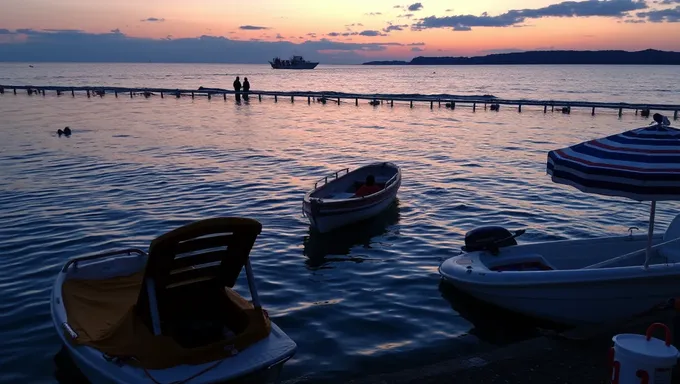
(1, 84, 678, 119)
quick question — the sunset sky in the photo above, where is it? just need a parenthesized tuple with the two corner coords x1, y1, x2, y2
(1, 0, 679, 63)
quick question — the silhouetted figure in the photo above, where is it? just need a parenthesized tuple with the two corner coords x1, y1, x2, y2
(57, 126, 72, 137)
(233, 76, 242, 102)
(242, 78, 250, 101)
(354, 175, 382, 197)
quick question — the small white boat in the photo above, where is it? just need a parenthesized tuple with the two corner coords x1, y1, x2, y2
(438, 220, 680, 326)
(302, 162, 401, 233)
(51, 217, 297, 384)
(440, 116, 680, 326)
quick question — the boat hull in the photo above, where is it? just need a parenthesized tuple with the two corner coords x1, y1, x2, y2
(438, 234, 680, 325)
(51, 254, 297, 384)
(269, 62, 318, 69)
(303, 162, 401, 233)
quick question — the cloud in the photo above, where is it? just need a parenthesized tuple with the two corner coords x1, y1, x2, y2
(410, 47, 423, 51)
(413, 0, 650, 31)
(141, 17, 165, 22)
(239, 25, 269, 30)
(659, 0, 680, 3)
(382, 23, 409, 32)
(398, 13, 415, 18)
(637, 5, 680, 21)
(393, 5, 403, 8)
(445, 9, 454, 12)
(407, 42, 425, 46)
(408, 2, 424, 11)
(365, 12, 383, 16)
(453, 25, 472, 31)
(275, 33, 285, 39)
(0, 28, 407, 64)
(0, 29, 12, 34)
(359, 30, 388, 36)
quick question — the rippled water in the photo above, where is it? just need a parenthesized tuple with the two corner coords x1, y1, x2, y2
(1, 64, 680, 384)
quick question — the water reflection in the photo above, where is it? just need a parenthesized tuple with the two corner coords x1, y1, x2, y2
(54, 346, 89, 384)
(437, 280, 568, 346)
(302, 200, 401, 270)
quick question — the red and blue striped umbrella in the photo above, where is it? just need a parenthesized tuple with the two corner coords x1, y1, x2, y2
(546, 114, 677, 267)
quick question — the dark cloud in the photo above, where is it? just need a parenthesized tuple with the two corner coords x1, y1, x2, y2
(382, 23, 409, 32)
(0, 29, 12, 34)
(359, 30, 388, 36)
(141, 17, 165, 22)
(407, 42, 425, 46)
(408, 3, 424, 11)
(393, 5, 403, 8)
(453, 25, 472, 31)
(413, 0, 650, 31)
(659, 0, 680, 3)
(365, 12, 383, 16)
(445, 9, 453, 12)
(0, 28, 406, 64)
(275, 33, 284, 39)
(410, 47, 423, 51)
(239, 25, 269, 30)
(637, 5, 680, 21)
(398, 13, 415, 18)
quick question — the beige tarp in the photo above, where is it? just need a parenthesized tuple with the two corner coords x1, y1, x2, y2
(61, 271, 271, 370)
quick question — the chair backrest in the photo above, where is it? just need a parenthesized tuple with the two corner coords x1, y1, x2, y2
(136, 217, 262, 335)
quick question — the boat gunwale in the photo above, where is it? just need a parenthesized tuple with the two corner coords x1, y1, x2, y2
(302, 162, 401, 207)
(438, 232, 680, 287)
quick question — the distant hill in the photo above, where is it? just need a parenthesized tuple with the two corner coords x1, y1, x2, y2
(363, 49, 680, 65)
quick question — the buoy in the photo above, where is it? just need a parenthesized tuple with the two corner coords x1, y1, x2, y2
(609, 323, 679, 384)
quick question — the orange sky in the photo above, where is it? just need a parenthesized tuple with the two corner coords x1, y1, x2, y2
(1, 0, 679, 59)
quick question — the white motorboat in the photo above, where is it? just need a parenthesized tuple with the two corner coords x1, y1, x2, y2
(51, 217, 297, 384)
(302, 162, 401, 233)
(440, 115, 680, 326)
(438, 221, 680, 325)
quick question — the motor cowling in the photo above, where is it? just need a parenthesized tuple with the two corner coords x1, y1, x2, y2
(463, 226, 518, 254)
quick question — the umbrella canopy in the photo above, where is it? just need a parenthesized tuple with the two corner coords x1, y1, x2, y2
(547, 115, 680, 202)
(546, 114, 679, 268)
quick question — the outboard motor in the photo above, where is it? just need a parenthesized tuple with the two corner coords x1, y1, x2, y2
(462, 226, 525, 255)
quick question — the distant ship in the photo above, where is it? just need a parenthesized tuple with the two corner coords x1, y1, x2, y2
(269, 56, 319, 70)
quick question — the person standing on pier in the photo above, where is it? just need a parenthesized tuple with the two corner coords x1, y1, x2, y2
(242, 77, 250, 101)
(233, 76, 242, 102)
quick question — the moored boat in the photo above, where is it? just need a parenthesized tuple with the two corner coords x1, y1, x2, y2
(439, 114, 680, 326)
(51, 217, 297, 384)
(269, 56, 319, 70)
(302, 162, 401, 233)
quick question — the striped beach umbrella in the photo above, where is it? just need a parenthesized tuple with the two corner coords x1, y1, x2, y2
(546, 113, 679, 267)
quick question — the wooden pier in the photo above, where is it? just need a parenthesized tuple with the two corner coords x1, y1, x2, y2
(1, 84, 678, 120)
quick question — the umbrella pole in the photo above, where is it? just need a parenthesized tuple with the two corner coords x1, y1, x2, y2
(644, 200, 657, 269)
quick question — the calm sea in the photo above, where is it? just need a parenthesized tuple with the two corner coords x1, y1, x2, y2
(1, 63, 680, 384)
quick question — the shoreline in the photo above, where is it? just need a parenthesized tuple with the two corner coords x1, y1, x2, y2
(283, 310, 677, 384)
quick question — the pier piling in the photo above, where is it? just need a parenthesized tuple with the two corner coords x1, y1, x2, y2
(14, 88, 17, 95)
(355, 98, 358, 106)
(544, 105, 547, 113)
(291, 95, 294, 103)
(207, 93, 211, 100)
(675, 110, 678, 120)
(410, 100, 413, 108)
(114, 91, 118, 97)
(518, 104, 522, 113)
(473, 103, 476, 112)
(223, 93, 226, 101)
(129, 91, 133, 98)
(274, 95, 277, 102)
(308, 96, 311, 105)
(191, 92, 194, 99)
(258, 94, 262, 102)
(592, 107, 595, 116)
(618, 107, 623, 117)
(87, 90, 90, 98)
(430, 101, 433, 110)
(161, 92, 164, 99)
